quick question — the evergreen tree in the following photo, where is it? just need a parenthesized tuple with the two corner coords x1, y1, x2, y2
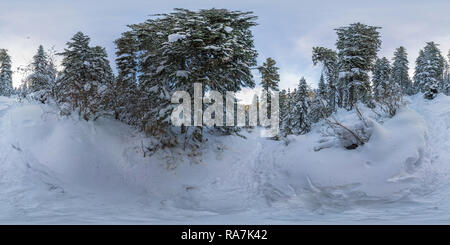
(24, 45, 57, 103)
(317, 73, 327, 98)
(57, 32, 114, 120)
(414, 42, 445, 99)
(444, 50, 450, 96)
(372, 57, 391, 101)
(0, 49, 13, 96)
(258, 57, 280, 91)
(280, 88, 294, 136)
(372, 57, 402, 116)
(312, 46, 339, 110)
(392, 46, 412, 95)
(114, 31, 140, 124)
(291, 77, 311, 135)
(125, 8, 258, 148)
(258, 57, 280, 122)
(335, 23, 381, 110)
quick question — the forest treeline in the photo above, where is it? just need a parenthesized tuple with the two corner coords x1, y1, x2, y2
(0, 8, 448, 150)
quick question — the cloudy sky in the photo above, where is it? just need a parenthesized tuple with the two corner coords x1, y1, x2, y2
(1, 0, 449, 90)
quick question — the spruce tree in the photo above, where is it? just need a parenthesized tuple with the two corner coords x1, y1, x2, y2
(281, 88, 294, 136)
(57, 32, 114, 120)
(291, 77, 311, 135)
(0, 49, 13, 96)
(414, 42, 445, 99)
(125, 8, 258, 148)
(114, 31, 140, 124)
(372, 57, 392, 101)
(25, 45, 57, 103)
(392, 46, 412, 95)
(335, 23, 381, 110)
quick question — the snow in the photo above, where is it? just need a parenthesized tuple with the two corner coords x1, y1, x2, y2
(0, 94, 449, 224)
(175, 70, 189, 78)
(224, 26, 233, 33)
(168, 33, 186, 43)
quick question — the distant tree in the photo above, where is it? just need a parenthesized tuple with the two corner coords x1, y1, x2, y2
(280, 88, 294, 136)
(317, 73, 327, 98)
(392, 46, 412, 95)
(291, 77, 311, 134)
(258, 57, 280, 91)
(372, 57, 392, 100)
(258, 57, 280, 121)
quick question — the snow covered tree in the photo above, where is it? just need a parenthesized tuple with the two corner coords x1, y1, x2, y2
(372, 57, 391, 100)
(24, 45, 57, 103)
(392, 46, 412, 95)
(444, 50, 450, 96)
(0, 49, 13, 96)
(280, 88, 295, 136)
(291, 77, 311, 135)
(414, 42, 445, 99)
(312, 46, 339, 110)
(335, 23, 381, 110)
(258, 57, 280, 122)
(279, 89, 288, 132)
(57, 32, 114, 120)
(317, 73, 327, 98)
(125, 8, 258, 148)
(372, 57, 402, 116)
(113, 31, 141, 124)
(258, 57, 280, 91)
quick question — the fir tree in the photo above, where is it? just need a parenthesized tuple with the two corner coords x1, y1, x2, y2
(335, 23, 381, 110)
(0, 49, 13, 96)
(392, 46, 412, 95)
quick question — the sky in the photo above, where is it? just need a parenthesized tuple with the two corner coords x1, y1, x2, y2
(1, 0, 449, 90)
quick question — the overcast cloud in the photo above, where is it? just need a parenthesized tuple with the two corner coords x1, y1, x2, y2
(1, 0, 449, 90)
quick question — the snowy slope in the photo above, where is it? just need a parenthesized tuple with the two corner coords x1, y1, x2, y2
(0, 95, 448, 224)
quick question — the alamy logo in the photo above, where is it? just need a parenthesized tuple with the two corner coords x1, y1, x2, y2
(170, 83, 280, 137)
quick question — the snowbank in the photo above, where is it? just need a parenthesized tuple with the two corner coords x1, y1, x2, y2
(0, 94, 447, 223)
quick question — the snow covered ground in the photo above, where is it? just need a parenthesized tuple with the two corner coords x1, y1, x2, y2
(0, 94, 449, 224)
